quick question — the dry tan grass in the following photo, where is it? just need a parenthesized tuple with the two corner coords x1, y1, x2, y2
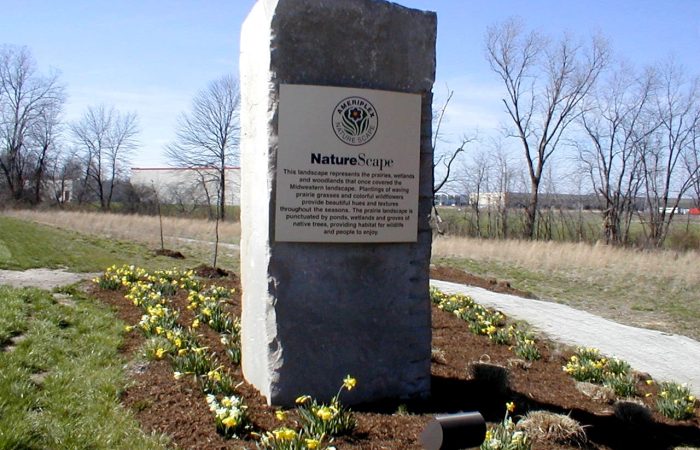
(2, 209, 240, 247)
(432, 235, 700, 285)
(516, 410, 587, 446)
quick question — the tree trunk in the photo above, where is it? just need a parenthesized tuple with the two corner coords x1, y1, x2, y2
(525, 179, 540, 239)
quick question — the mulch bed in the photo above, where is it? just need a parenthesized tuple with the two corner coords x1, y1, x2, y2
(88, 266, 700, 450)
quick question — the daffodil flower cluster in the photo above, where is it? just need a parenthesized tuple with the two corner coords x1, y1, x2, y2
(97, 265, 248, 437)
(260, 377, 356, 449)
(137, 304, 180, 337)
(96, 264, 147, 290)
(206, 393, 250, 437)
(295, 376, 357, 439)
(480, 402, 531, 450)
(187, 286, 241, 360)
(656, 382, 697, 420)
(562, 347, 629, 383)
(259, 427, 325, 449)
(562, 347, 638, 397)
(431, 287, 541, 360)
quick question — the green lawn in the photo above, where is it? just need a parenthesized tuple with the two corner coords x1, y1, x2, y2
(0, 286, 168, 449)
(0, 216, 193, 272)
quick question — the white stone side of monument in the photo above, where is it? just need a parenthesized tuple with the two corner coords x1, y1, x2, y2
(239, 0, 279, 400)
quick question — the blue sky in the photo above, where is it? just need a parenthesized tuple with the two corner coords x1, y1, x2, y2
(2, 0, 699, 170)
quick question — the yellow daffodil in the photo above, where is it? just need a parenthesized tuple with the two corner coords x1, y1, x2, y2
(343, 375, 357, 391)
(295, 395, 311, 405)
(222, 416, 238, 428)
(155, 348, 166, 359)
(506, 401, 516, 413)
(305, 438, 320, 449)
(315, 406, 334, 421)
(275, 410, 287, 421)
(207, 370, 222, 382)
(272, 427, 296, 441)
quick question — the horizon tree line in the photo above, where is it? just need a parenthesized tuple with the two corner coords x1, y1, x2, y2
(0, 45, 240, 221)
(436, 18, 699, 248)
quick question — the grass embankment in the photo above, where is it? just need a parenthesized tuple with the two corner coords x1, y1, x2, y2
(0, 285, 168, 449)
(433, 236, 700, 340)
(0, 215, 194, 272)
(3, 210, 240, 272)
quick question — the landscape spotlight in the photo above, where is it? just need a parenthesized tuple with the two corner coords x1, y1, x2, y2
(420, 411, 486, 449)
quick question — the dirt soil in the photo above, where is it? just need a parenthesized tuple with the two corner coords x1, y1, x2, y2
(89, 266, 700, 450)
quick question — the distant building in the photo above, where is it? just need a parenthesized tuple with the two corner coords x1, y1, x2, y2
(43, 179, 75, 204)
(130, 167, 240, 206)
(434, 193, 468, 206)
(467, 192, 646, 211)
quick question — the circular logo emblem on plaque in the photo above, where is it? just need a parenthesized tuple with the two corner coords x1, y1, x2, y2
(332, 96, 378, 146)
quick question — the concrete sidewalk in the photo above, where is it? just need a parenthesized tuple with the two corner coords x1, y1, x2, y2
(431, 279, 700, 397)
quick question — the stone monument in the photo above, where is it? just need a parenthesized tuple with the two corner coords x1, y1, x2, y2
(240, 0, 436, 406)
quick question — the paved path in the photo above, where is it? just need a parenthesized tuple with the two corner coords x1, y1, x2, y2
(431, 279, 700, 397)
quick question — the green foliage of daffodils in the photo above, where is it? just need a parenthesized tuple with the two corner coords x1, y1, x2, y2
(0, 216, 191, 272)
(562, 347, 637, 397)
(260, 377, 357, 450)
(296, 385, 357, 438)
(102, 264, 250, 437)
(480, 403, 532, 450)
(430, 287, 541, 360)
(0, 286, 168, 449)
(656, 382, 697, 420)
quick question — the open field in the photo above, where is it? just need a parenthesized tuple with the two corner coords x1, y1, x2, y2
(3, 209, 699, 340)
(436, 206, 700, 250)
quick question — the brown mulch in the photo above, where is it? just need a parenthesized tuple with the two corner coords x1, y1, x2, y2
(430, 265, 536, 299)
(91, 267, 700, 450)
(154, 248, 186, 259)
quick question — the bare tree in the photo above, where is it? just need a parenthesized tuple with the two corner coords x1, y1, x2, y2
(27, 99, 63, 204)
(46, 146, 83, 206)
(166, 74, 240, 221)
(685, 126, 700, 209)
(71, 104, 139, 210)
(0, 45, 64, 203)
(638, 61, 700, 247)
(492, 144, 516, 239)
(485, 18, 608, 238)
(458, 150, 490, 237)
(578, 63, 657, 245)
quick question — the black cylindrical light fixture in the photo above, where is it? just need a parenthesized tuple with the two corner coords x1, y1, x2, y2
(420, 411, 486, 450)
